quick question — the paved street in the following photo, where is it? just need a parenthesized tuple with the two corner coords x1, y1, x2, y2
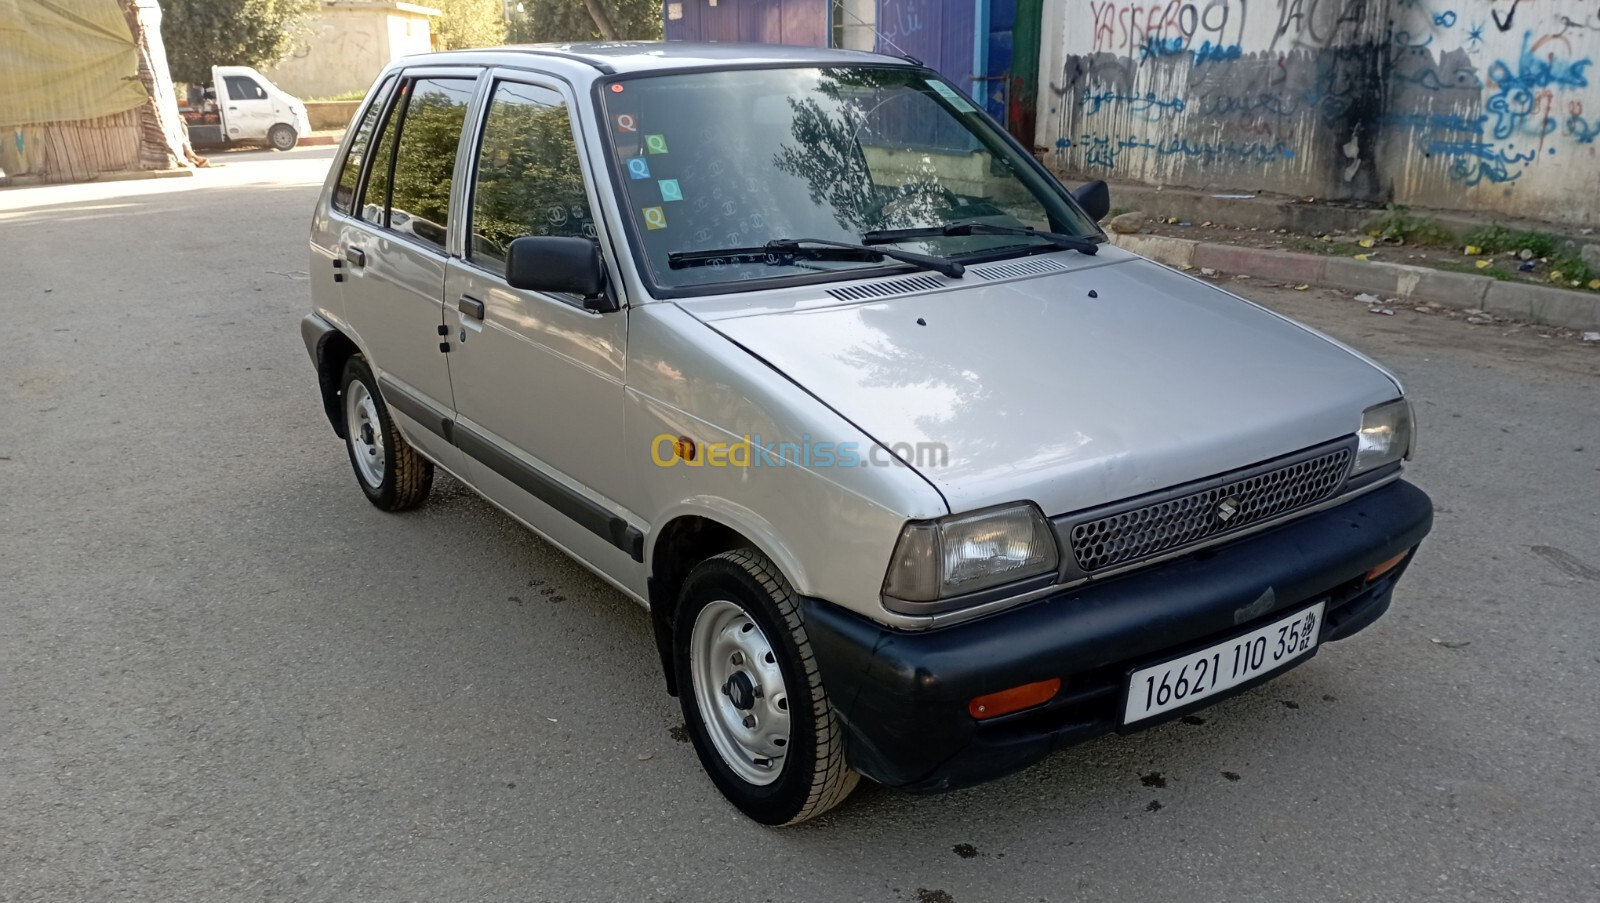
(3, 148, 1598, 903)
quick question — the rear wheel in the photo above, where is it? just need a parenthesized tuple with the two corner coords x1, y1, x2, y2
(340, 356, 432, 511)
(268, 124, 297, 151)
(675, 549, 859, 825)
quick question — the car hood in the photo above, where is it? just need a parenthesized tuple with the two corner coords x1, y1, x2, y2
(693, 249, 1401, 517)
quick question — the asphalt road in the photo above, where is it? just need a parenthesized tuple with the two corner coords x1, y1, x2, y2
(3, 148, 1598, 903)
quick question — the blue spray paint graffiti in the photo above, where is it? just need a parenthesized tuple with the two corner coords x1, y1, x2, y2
(1140, 36, 1187, 60)
(1485, 32, 1592, 139)
(1060, 132, 1295, 169)
(1428, 139, 1539, 185)
(1191, 41, 1243, 64)
(1080, 89, 1188, 118)
(1568, 112, 1600, 143)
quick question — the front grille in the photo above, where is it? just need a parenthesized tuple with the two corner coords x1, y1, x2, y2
(1064, 442, 1354, 573)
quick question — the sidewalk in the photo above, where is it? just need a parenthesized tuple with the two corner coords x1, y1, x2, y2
(1095, 180, 1600, 332)
(1110, 229, 1600, 333)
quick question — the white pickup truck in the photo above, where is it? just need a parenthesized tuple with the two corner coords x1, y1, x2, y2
(180, 66, 311, 151)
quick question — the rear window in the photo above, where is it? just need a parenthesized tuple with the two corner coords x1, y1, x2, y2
(358, 76, 476, 250)
(332, 77, 395, 215)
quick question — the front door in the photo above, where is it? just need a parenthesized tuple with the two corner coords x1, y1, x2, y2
(336, 73, 478, 472)
(219, 72, 278, 141)
(442, 75, 638, 577)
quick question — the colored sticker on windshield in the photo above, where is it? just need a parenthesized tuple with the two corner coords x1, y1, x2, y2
(658, 179, 682, 202)
(642, 206, 668, 230)
(626, 157, 651, 179)
(925, 79, 976, 113)
(645, 134, 669, 154)
(615, 113, 638, 132)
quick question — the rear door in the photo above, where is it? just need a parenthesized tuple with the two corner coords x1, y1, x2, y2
(335, 70, 480, 474)
(441, 73, 640, 577)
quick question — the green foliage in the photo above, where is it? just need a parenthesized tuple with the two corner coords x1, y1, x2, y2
(161, 0, 318, 86)
(1466, 223, 1558, 259)
(388, 92, 469, 230)
(1364, 205, 1454, 246)
(431, 0, 507, 50)
(507, 0, 663, 43)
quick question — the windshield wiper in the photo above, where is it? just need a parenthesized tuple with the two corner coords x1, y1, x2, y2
(863, 221, 1099, 256)
(667, 237, 965, 278)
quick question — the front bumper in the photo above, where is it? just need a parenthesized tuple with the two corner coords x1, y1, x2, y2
(800, 479, 1433, 793)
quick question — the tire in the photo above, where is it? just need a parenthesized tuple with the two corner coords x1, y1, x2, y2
(268, 124, 298, 151)
(340, 356, 432, 511)
(674, 548, 859, 825)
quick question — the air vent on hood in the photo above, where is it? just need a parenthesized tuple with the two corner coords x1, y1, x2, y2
(826, 274, 946, 302)
(970, 257, 1070, 281)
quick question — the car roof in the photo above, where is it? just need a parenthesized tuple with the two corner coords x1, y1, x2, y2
(406, 41, 918, 77)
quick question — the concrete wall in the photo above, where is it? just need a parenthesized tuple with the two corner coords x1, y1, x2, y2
(264, 1, 438, 100)
(1038, 0, 1600, 226)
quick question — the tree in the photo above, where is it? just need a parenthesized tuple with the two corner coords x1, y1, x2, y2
(506, 0, 662, 44)
(430, 0, 507, 51)
(160, 0, 318, 87)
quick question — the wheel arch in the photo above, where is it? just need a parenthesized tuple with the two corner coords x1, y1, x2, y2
(646, 505, 811, 697)
(305, 318, 361, 439)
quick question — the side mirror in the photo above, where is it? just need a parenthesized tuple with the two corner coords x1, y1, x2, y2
(1073, 180, 1111, 223)
(505, 236, 617, 312)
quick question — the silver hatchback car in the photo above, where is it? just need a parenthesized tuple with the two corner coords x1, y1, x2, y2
(302, 43, 1433, 825)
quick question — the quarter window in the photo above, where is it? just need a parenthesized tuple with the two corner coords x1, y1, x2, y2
(332, 77, 394, 215)
(359, 76, 476, 250)
(468, 81, 595, 275)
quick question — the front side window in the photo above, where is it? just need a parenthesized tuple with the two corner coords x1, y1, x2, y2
(598, 66, 1099, 292)
(332, 76, 395, 215)
(358, 76, 475, 250)
(468, 81, 595, 276)
(223, 75, 268, 101)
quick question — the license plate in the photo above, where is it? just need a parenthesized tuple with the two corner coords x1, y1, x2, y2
(1123, 601, 1326, 725)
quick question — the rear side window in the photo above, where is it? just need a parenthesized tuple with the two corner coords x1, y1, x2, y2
(223, 75, 267, 101)
(358, 76, 476, 250)
(468, 81, 595, 275)
(332, 77, 395, 215)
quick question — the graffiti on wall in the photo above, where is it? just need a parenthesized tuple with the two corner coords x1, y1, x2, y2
(1043, 0, 1600, 221)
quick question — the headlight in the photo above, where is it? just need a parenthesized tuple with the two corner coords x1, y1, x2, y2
(1354, 398, 1413, 475)
(883, 502, 1059, 607)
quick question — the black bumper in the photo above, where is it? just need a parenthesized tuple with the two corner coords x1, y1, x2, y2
(800, 479, 1433, 793)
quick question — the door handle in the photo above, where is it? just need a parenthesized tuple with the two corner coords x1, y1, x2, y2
(458, 295, 486, 319)
(345, 246, 366, 267)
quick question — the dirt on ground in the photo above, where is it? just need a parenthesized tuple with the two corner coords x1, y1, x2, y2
(1113, 213, 1600, 297)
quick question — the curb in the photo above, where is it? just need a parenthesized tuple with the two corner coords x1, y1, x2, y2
(298, 134, 339, 147)
(1111, 232, 1600, 331)
(1, 167, 195, 188)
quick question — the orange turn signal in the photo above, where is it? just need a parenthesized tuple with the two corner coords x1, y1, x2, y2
(1365, 549, 1411, 583)
(969, 678, 1061, 720)
(673, 436, 696, 461)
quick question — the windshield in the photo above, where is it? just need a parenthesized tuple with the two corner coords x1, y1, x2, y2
(598, 66, 1101, 293)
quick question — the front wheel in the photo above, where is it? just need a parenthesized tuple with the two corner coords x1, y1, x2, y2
(268, 124, 298, 151)
(675, 549, 859, 825)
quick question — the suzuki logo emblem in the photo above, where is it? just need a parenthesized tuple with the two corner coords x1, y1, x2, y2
(1215, 496, 1241, 523)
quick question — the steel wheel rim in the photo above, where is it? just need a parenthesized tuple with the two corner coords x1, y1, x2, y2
(271, 128, 294, 150)
(345, 381, 386, 487)
(689, 599, 791, 786)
